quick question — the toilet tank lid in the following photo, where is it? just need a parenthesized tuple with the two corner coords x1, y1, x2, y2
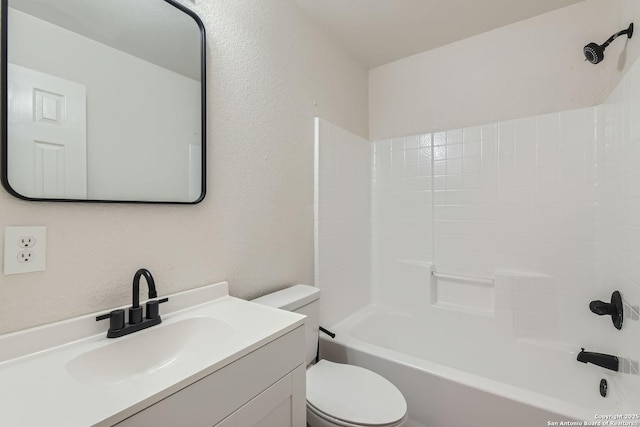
(252, 284, 320, 311)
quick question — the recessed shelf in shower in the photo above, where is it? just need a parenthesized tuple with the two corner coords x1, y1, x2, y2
(430, 270, 495, 316)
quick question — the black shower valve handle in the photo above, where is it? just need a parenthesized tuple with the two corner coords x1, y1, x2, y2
(589, 300, 614, 316)
(589, 291, 623, 330)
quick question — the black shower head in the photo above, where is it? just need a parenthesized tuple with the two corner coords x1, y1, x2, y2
(584, 23, 634, 65)
(583, 42, 605, 64)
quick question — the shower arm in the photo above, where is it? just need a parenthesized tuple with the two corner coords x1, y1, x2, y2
(600, 23, 634, 49)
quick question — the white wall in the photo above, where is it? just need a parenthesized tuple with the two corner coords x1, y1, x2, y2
(315, 118, 371, 326)
(9, 8, 201, 201)
(369, 0, 640, 140)
(0, 0, 368, 334)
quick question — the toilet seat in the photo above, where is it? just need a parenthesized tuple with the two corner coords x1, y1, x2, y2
(307, 402, 407, 427)
(306, 360, 407, 427)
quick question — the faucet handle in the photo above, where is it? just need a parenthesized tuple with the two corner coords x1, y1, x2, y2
(145, 297, 169, 320)
(129, 305, 143, 325)
(96, 309, 125, 331)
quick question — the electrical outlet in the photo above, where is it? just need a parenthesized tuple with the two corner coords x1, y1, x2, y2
(17, 251, 34, 263)
(18, 236, 36, 248)
(4, 226, 46, 274)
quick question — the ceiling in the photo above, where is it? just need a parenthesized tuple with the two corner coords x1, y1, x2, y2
(294, 0, 587, 68)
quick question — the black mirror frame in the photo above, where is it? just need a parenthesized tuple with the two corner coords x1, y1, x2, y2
(0, 0, 207, 204)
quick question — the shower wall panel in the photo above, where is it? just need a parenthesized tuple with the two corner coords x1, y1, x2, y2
(372, 106, 603, 344)
(315, 118, 372, 327)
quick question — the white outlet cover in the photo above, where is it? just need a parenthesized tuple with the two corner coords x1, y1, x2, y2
(4, 226, 47, 275)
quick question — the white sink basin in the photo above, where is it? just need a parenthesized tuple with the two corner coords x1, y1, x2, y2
(66, 317, 234, 385)
(0, 282, 305, 427)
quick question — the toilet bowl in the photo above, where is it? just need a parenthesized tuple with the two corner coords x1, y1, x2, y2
(252, 285, 408, 427)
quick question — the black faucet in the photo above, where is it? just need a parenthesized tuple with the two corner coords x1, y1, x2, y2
(96, 268, 168, 338)
(130, 268, 158, 324)
(577, 348, 619, 371)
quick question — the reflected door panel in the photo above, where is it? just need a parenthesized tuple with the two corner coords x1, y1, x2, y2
(8, 63, 87, 198)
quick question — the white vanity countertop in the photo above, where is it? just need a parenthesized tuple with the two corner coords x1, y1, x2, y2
(0, 282, 304, 427)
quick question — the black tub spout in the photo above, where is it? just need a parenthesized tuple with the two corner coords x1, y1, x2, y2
(577, 348, 619, 371)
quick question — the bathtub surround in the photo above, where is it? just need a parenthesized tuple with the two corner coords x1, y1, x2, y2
(314, 24, 640, 421)
(370, 82, 640, 331)
(0, 0, 369, 335)
(315, 60, 640, 427)
(314, 119, 371, 326)
(372, 107, 600, 342)
(596, 51, 640, 395)
(354, 3, 640, 421)
(370, 58, 640, 372)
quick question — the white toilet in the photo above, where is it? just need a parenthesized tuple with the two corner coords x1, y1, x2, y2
(253, 285, 408, 427)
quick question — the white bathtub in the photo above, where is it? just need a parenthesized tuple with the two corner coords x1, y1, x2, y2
(319, 305, 635, 427)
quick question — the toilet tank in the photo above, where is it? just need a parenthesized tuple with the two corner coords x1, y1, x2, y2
(252, 285, 320, 366)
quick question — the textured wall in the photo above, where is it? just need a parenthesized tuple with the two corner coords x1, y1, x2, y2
(369, 0, 640, 140)
(0, 0, 368, 334)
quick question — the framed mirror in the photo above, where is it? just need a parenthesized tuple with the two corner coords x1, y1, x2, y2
(1, 0, 206, 203)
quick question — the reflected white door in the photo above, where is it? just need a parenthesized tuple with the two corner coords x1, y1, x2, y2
(7, 63, 87, 198)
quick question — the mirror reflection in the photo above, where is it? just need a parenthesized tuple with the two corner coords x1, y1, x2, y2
(2, 0, 205, 203)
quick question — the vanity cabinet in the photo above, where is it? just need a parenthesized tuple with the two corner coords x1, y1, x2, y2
(115, 327, 305, 427)
(214, 365, 305, 427)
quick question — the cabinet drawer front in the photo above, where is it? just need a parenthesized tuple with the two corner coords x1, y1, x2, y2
(116, 326, 305, 427)
(213, 365, 305, 427)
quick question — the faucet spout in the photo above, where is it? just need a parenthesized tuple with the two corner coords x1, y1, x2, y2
(96, 268, 167, 337)
(577, 348, 619, 371)
(132, 268, 157, 309)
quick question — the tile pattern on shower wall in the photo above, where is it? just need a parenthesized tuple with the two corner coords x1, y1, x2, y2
(373, 108, 600, 342)
(433, 124, 498, 278)
(598, 59, 640, 372)
(434, 109, 597, 284)
(315, 118, 371, 326)
(370, 58, 640, 394)
(371, 134, 433, 311)
(494, 272, 560, 340)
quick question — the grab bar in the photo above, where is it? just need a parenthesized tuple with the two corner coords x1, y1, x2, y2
(431, 271, 494, 286)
